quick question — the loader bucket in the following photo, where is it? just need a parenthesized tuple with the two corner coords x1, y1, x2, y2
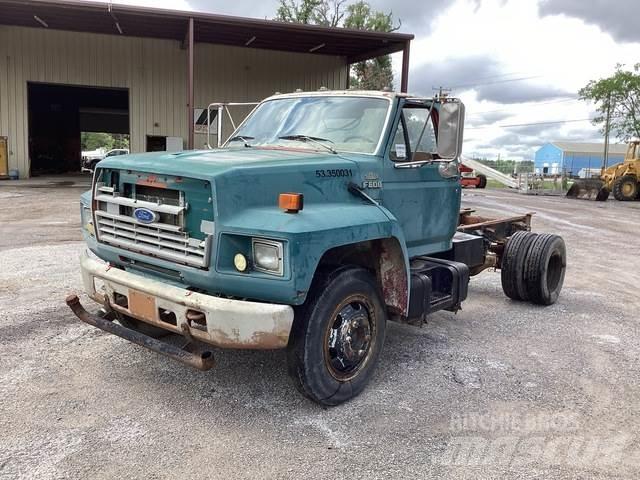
(566, 179, 608, 201)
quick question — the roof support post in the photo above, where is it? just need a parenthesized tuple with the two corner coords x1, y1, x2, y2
(400, 40, 410, 93)
(187, 17, 195, 150)
(345, 61, 351, 90)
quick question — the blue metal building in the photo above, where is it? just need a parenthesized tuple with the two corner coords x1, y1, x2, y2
(534, 142, 627, 176)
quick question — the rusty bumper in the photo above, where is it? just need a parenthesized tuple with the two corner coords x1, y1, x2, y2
(66, 294, 215, 370)
(78, 250, 294, 349)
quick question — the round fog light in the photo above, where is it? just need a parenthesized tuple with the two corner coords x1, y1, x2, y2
(233, 253, 248, 272)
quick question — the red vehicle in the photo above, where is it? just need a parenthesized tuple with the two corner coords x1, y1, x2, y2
(459, 163, 487, 188)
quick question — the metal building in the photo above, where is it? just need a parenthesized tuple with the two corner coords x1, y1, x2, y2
(0, 0, 413, 178)
(534, 141, 627, 176)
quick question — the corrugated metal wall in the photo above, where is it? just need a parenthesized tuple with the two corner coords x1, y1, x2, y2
(562, 153, 625, 174)
(0, 25, 348, 177)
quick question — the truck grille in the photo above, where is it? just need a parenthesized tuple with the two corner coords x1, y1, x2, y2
(93, 183, 212, 268)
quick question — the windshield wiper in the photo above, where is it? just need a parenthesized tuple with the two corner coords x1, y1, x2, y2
(227, 135, 254, 147)
(278, 134, 337, 154)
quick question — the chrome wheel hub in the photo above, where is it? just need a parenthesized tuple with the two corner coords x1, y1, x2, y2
(326, 301, 372, 378)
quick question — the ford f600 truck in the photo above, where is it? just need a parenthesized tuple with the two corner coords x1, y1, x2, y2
(67, 90, 566, 405)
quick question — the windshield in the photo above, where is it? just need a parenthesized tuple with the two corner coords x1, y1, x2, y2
(226, 96, 390, 154)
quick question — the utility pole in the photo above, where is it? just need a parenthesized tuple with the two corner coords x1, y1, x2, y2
(434, 86, 451, 99)
(603, 92, 612, 170)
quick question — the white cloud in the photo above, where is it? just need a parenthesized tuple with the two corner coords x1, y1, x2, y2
(390, 0, 638, 159)
(103, 0, 637, 160)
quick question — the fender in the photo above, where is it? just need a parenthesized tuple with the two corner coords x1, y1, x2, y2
(222, 202, 411, 314)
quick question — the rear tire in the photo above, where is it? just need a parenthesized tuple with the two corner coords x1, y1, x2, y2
(477, 174, 487, 189)
(523, 234, 566, 305)
(501, 231, 538, 301)
(286, 267, 386, 406)
(612, 175, 638, 201)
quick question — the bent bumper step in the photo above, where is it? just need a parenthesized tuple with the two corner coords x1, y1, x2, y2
(79, 250, 294, 349)
(66, 294, 215, 371)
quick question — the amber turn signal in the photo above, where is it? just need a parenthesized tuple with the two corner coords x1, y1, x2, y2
(278, 193, 304, 213)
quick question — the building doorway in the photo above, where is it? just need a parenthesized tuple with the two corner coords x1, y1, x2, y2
(27, 83, 129, 176)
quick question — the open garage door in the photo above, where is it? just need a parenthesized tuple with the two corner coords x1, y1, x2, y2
(27, 83, 129, 176)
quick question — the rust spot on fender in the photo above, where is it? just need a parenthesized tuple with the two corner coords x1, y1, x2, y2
(375, 239, 408, 316)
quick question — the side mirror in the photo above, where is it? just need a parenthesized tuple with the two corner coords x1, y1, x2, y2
(437, 100, 465, 160)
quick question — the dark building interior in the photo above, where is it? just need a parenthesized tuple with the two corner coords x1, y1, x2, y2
(28, 83, 129, 175)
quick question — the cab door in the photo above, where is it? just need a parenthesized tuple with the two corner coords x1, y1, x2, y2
(380, 99, 461, 257)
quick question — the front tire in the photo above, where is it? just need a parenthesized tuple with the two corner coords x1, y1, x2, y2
(286, 267, 386, 406)
(612, 175, 638, 201)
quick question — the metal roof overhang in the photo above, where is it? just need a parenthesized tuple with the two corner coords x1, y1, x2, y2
(0, 0, 413, 62)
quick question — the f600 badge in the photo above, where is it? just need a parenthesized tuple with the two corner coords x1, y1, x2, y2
(133, 207, 159, 224)
(362, 172, 382, 189)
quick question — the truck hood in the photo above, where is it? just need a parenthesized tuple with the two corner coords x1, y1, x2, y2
(97, 147, 382, 222)
(98, 148, 351, 179)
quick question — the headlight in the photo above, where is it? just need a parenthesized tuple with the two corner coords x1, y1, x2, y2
(80, 203, 94, 236)
(252, 239, 284, 276)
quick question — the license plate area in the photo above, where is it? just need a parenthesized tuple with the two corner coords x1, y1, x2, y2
(128, 289, 157, 321)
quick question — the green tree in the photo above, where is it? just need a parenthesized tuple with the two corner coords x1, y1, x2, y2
(80, 132, 130, 151)
(276, 0, 323, 24)
(580, 63, 640, 141)
(81, 132, 113, 151)
(344, 2, 397, 90)
(274, 0, 399, 90)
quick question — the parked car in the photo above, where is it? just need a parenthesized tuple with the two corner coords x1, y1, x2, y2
(81, 148, 129, 172)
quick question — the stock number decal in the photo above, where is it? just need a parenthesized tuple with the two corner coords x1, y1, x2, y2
(315, 169, 353, 178)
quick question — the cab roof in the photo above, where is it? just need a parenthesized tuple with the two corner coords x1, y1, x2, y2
(265, 89, 416, 101)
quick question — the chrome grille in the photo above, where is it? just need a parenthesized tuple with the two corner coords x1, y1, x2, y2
(94, 183, 211, 268)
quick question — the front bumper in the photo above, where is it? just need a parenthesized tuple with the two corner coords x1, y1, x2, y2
(80, 250, 294, 349)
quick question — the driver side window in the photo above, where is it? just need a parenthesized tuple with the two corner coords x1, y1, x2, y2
(390, 107, 437, 162)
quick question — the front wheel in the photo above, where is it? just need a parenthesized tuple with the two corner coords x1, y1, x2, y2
(612, 175, 638, 201)
(286, 267, 386, 406)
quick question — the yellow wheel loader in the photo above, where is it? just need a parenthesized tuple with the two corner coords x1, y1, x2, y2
(566, 140, 640, 201)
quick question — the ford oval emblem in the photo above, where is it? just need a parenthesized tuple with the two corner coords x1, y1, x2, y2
(133, 207, 159, 224)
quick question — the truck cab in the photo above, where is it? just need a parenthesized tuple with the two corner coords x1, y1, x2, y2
(71, 90, 566, 405)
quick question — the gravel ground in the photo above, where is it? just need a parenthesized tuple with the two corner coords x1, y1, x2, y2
(1, 180, 639, 479)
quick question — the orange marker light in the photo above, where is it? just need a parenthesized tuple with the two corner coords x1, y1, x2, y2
(279, 193, 304, 213)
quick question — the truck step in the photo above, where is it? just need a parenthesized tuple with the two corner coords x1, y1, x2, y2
(407, 257, 470, 321)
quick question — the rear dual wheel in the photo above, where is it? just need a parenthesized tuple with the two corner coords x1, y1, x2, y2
(523, 234, 566, 305)
(501, 231, 566, 305)
(501, 231, 538, 301)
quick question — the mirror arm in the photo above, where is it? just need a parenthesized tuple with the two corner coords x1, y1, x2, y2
(395, 160, 430, 169)
(410, 101, 437, 162)
(394, 158, 459, 169)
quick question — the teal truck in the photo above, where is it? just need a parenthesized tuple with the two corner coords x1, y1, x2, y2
(67, 90, 567, 405)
